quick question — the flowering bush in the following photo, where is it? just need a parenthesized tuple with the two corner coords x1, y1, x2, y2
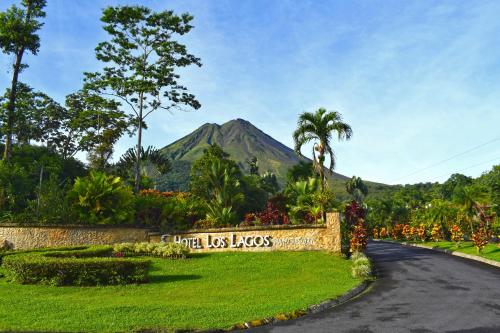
(345, 201, 366, 226)
(417, 224, 426, 242)
(350, 220, 368, 252)
(372, 227, 379, 239)
(255, 201, 289, 226)
(410, 226, 417, 241)
(472, 224, 488, 253)
(450, 224, 463, 247)
(379, 227, 387, 238)
(431, 224, 442, 242)
(391, 224, 403, 240)
(402, 224, 412, 240)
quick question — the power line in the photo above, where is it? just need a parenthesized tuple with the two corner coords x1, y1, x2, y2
(429, 155, 500, 182)
(392, 136, 500, 182)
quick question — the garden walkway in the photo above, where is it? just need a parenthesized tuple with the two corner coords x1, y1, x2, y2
(249, 241, 500, 333)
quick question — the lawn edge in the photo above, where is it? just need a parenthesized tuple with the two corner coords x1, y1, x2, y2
(223, 279, 371, 332)
(373, 239, 500, 269)
(171, 278, 372, 333)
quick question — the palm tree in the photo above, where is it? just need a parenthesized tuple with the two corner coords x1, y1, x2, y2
(346, 176, 368, 203)
(293, 108, 352, 191)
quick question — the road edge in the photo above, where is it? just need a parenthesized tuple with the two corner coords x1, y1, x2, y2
(373, 239, 500, 269)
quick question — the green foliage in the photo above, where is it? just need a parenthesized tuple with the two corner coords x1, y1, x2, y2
(113, 242, 189, 259)
(286, 161, 314, 184)
(68, 171, 134, 224)
(350, 252, 371, 279)
(346, 176, 368, 203)
(134, 191, 205, 231)
(116, 146, 171, 183)
(285, 177, 329, 224)
(0, 161, 30, 214)
(293, 108, 352, 190)
(26, 175, 73, 224)
(84, 5, 201, 191)
(0, 0, 46, 160)
(2, 246, 150, 286)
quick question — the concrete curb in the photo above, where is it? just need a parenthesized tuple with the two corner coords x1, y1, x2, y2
(373, 239, 500, 269)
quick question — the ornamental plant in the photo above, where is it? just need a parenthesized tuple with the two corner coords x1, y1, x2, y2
(430, 224, 442, 242)
(410, 226, 418, 241)
(472, 224, 488, 253)
(450, 224, 463, 247)
(68, 171, 134, 224)
(256, 201, 289, 225)
(350, 220, 368, 252)
(379, 227, 387, 238)
(417, 224, 427, 242)
(372, 227, 379, 239)
(391, 224, 403, 240)
(402, 224, 412, 240)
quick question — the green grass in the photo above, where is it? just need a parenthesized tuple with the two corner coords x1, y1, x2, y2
(0, 251, 360, 332)
(387, 239, 500, 262)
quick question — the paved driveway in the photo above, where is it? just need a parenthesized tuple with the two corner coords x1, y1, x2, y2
(249, 241, 500, 333)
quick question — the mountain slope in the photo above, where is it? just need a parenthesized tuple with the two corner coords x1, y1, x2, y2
(161, 118, 349, 183)
(157, 118, 392, 198)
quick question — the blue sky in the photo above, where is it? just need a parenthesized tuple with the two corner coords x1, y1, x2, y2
(1, 0, 499, 185)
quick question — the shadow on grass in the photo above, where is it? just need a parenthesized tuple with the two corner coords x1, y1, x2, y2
(149, 274, 202, 284)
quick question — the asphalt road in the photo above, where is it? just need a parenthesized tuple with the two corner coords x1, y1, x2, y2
(249, 241, 500, 333)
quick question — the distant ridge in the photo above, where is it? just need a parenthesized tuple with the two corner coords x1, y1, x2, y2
(160, 118, 350, 184)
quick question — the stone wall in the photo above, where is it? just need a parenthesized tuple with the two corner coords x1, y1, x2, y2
(0, 225, 151, 250)
(0, 212, 342, 252)
(157, 212, 341, 253)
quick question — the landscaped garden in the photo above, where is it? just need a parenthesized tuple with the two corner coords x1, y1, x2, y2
(0, 249, 363, 332)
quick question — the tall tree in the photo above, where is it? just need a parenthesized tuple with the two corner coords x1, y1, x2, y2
(0, 82, 64, 146)
(0, 0, 46, 160)
(40, 91, 131, 165)
(346, 176, 368, 203)
(293, 108, 352, 191)
(84, 5, 202, 192)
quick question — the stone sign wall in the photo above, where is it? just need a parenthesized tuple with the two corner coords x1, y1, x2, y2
(0, 212, 342, 252)
(155, 212, 341, 253)
(0, 225, 151, 250)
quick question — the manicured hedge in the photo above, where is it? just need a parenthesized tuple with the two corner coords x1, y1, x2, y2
(2, 246, 150, 286)
(113, 242, 190, 259)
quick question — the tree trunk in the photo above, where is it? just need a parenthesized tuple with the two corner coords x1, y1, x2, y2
(134, 93, 144, 193)
(3, 50, 24, 161)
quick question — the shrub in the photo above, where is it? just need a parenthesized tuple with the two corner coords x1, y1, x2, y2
(372, 227, 379, 239)
(192, 219, 219, 229)
(2, 247, 150, 286)
(431, 224, 442, 242)
(417, 224, 427, 242)
(68, 171, 134, 224)
(351, 252, 371, 279)
(391, 224, 403, 240)
(350, 221, 368, 253)
(450, 224, 463, 247)
(472, 224, 488, 253)
(379, 227, 387, 238)
(256, 201, 289, 225)
(151, 243, 189, 259)
(113, 242, 189, 259)
(402, 224, 411, 240)
(134, 191, 205, 231)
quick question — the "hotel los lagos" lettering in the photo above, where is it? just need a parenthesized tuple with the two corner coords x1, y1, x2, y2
(169, 234, 272, 249)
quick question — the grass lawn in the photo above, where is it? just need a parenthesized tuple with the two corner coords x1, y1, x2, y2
(386, 239, 500, 262)
(0, 251, 360, 332)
